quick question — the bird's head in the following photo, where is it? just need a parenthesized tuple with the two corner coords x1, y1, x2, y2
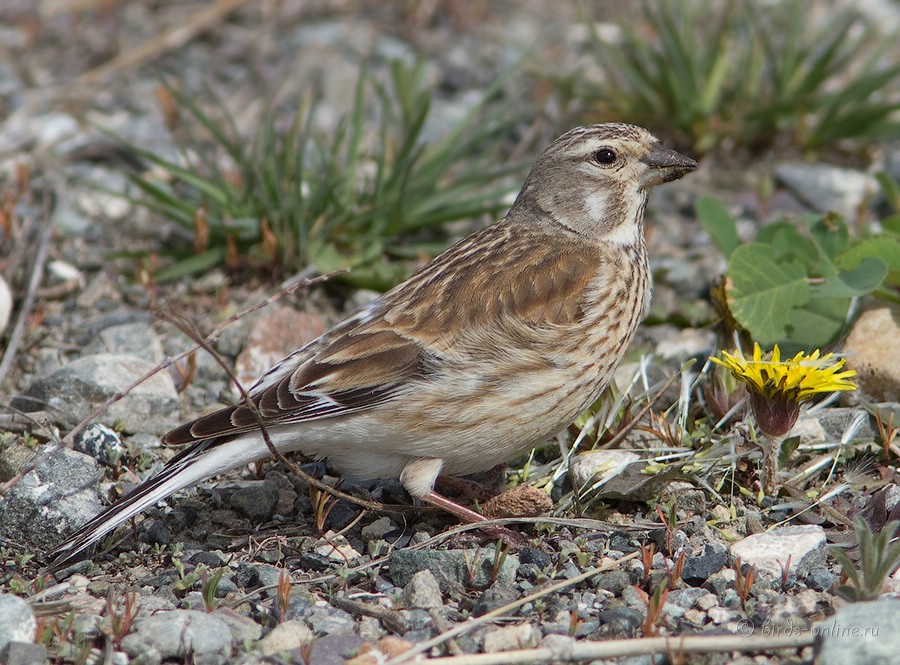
(513, 123, 697, 244)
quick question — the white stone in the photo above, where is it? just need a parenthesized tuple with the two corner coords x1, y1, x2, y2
(730, 525, 826, 583)
(569, 450, 641, 494)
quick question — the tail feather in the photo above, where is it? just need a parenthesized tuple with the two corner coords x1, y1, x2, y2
(48, 433, 265, 570)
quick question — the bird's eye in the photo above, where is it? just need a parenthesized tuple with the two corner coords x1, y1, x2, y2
(593, 148, 617, 165)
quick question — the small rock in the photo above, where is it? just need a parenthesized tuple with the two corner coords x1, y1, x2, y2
(74, 423, 124, 466)
(483, 622, 539, 652)
(0, 446, 101, 551)
(775, 163, 877, 220)
(313, 531, 362, 564)
(814, 599, 900, 665)
(681, 543, 728, 586)
(258, 620, 313, 656)
(346, 637, 415, 665)
(842, 306, 900, 402)
(388, 548, 519, 592)
(518, 547, 552, 569)
(211, 608, 261, 646)
(594, 607, 642, 639)
(13, 353, 179, 434)
(482, 484, 552, 519)
(667, 587, 709, 610)
(0, 595, 36, 653)
(119, 610, 231, 665)
(471, 584, 518, 617)
(1, 642, 46, 665)
(225, 480, 279, 522)
(305, 606, 355, 635)
(82, 321, 165, 364)
(401, 570, 443, 610)
(729, 525, 826, 583)
(702, 568, 737, 596)
(360, 516, 395, 540)
(593, 570, 631, 596)
(307, 631, 367, 665)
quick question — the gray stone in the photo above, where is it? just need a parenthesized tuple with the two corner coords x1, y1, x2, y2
(667, 587, 709, 610)
(82, 322, 165, 364)
(360, 516, 395, 540)
(388, 548, 519, 592)
(13, 353, 179, 435)
(592, 570, 631, 596)
(1, 641, 46, 665)
(775, 163, 877, 220)
(729, 525, 826, 583)
(471, 584, 518, 617)
(119, 610, 231, 665)
(814, 599, 900, 665)
(0, 595, 36, 653)
(0, 446, 101, 551)
(74, 423, 124, 466)
(304, 606, 355, 635)
(258, 620, 313, 656)
(221, 480, 279, 522)
(401, 570, 443, 609)
(681, 544, 728, 586)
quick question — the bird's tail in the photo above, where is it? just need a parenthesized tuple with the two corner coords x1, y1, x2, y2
(47, 433, 265, 571)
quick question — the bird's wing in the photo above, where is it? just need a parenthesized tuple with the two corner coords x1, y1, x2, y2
(164, 221, 600, 445)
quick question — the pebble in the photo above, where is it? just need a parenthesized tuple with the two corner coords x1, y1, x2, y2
(483, 622, 540, 652)
(0, 446, 101, 551)
(842, 306, 900, 403)
(774, 163, 877, 221)
(119, 610, 231, 665)
(729, 525, 827, 583)
(387, 548, 519, 591)
(471, 583, 518, 617)
(215, 480, 279, 522)
(74, 423, 124, 466)
(814, 599, 900, 665)
(0, 595, 36, 653)
(360, 516, 395, 540)
(681, 543, 728, 586)
(82, 321, 165, 364)
(1, 641, 47, 665)
(258, 620, 313, 656)
(313, 531, 363, 564)
(401, 570, 443, 610)
(13, 353, 179, 434)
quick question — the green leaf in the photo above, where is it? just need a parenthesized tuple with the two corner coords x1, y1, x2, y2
(786, 296, 851, 348)
(838, 236, 900, 272)
(814, 256, 887, 298)
(808, 214, 850, 262)
(756, 221, 818, 268)
(778, 436, 801, 468)
(726, 243, 810, 344)
(695, 195, 740, 257)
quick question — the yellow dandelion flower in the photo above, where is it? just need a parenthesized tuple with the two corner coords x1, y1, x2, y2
(712, 343, 857, 436)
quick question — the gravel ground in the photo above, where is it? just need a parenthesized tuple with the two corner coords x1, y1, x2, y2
(1, 3, 900, 665)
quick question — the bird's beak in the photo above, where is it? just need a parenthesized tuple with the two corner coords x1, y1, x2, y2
(640, 143, 698, 186)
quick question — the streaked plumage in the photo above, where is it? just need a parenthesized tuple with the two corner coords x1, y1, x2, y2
(49, 123, 697, 568)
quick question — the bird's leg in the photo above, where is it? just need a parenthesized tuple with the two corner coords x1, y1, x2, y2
(421, 489, 488, 523)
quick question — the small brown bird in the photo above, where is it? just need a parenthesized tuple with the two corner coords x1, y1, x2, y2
(50, 123, 696, 567)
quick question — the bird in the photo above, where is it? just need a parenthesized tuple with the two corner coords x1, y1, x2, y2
(49, 123, 697, 569)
